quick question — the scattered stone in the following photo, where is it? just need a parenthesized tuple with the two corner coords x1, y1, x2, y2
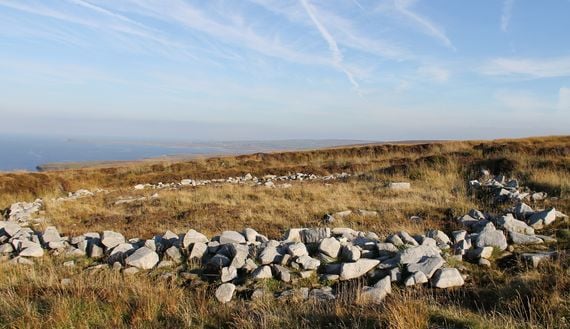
(215, 283, 236, 303)
(475, 226, 508, 251)
(407, 256, 445, 278)
(521, 251, 557, 268)
(101, 231, 125, 249)
(404, 271, 428, 286)
(388, 182, 411, 190)
(318, 237, 341, 258)
(125, 247, 159, 270)
(431, 268, 464, 288)
(219, 231, 246, 244)
(509, 231, 543, 245)
(183, 229, 209, 248)
(528, 208, 557, 229)
(287, 242, 309, 257)
(221, 266, 238, 282)
(360, 276, 391, 304)
(340, 259, 380, 280)
(252, 265, 273, 280)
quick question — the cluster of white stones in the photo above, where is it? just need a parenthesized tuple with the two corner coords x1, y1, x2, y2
(469, 172, 549, 203)
(0, 222, 468, 304)
(133, 172, 351, 191)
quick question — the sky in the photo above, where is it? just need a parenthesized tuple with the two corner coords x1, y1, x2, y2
(0, 0, 569, 141)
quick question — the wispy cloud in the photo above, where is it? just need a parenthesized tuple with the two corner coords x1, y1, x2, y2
(299, 0, 360, 91)
(393, 0, 455, 50)
(417, 65, 450, 82)
(495, 89, 550, 111)
(482, 56, 570, 78)
(501, 0, 515, 32)
(559, 87, 570, 111)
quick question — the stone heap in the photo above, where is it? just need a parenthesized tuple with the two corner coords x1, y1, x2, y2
(0, 223, 467, 304)
(3, 199, 43, 223)
(133, 172, 351, 190)
(469, 173, 549, 203)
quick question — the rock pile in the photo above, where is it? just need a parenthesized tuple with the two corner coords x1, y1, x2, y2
(134, 172, 351, 191)
(0, 223, 468, 304)
(469, 173, 550, 203)
(4, 199, 43, 223)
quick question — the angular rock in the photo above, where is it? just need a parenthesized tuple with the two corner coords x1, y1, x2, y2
(215, 283, 236, 303)
(252, 265, 273, 280)
(272, 265, 291, 282)
(398, 245, 441, 264)
(404, 271, 428, 286)
(296, 255, 321, 270)
(389, 182, 411, 190)
(341, 244, 361, 262)
(221, 266, 238, 282)
(318, 237, 341, 258)
(509, 231, 543, 245)
(475, 227, 507, 251)
(125, 247, 159, 270)
(360, 276, 391, 304)
(407, 255, 445, 278)
(42, 226, 62, 244)
(309, 287, 335, 301)
(431, 268, 464, 288)
(528, 208, 557, 229)
(340, 259, 380, 280)
(287, 242, 308, 257)
(259, 246, 282, 265)
(219, 231, 246, 245)
(188, 242, 208, 260)
(182, 229, 208, 249)
(497, 214, 534, 235)
(300, 228, 330, 244)
(19, 244, 44, 257)
(101, 231, 125, 249)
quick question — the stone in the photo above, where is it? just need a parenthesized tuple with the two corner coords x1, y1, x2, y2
(272, 265, 291, 282)
(334, 210, 353, 218)
(521, 251, 557, 268)
(398, 231, 419, 246)
(341, 244, 361, 262)
(243, 228, 258, 242)
(101, 231, 125, 249)
(2, 222, 21, 237)
(388, 182, 411, 190)
(323, 214, 335, 224)
(471, 246, 494, 259)
(88, 243, 104, 258)
(478, 258, 491, 267)
(300, 228, 330, 244)
(42, 226, 62, 244)
(296, 255, 321, 270)
(259, 246, 282, 265)
(221, 266, 238, 282)
(475, 228, 508, 251)
(215, 283, 236, 303)
(283, 228, 304, 242)
(252, 265, 273, 280)
(208, 254, 231, 268)
(407, 256, 445, 279)
(386, 234, 404, 247)
(0, 243, 14, 254)
(452, 230, 467, 243)
(182, 229, 208, 248)
(377, 242, 399, 255)
(318, 237, 341, 258)
(9, 256, 34, 265)
(278, 288, 309, 301)
(360, 276, 391, 304)
(309, 287, 335, 301)
(125, 247, 159, 270)
(431, 268, 464, 288)
(188, 242, 208, 260)
(339, 259, 380, 280)
(358, 209, 378, 216)
(497, 214, 535, 235)
(299, 270, 314, 279)
(165, 246, 183, 263)
(426, 230, 451, 245)
(404, 271, 428, 286)
(514, 203, 534, 219)
(468, 209, 486, 220)
(63, 260, 75, 267)
(398, 245, 441, 264)
(528, 208, 557, 228)
(287, 242, 308, 257)
(219, 231, 246, 244)
(157, 260, 175, 268)
(509, 231, 543, 245)
(19, 244, 44, 257)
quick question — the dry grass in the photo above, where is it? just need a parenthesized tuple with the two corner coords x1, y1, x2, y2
(0, 135, 568, 328)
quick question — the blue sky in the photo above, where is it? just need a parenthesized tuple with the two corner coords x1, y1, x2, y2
(0, 0, 569, 141)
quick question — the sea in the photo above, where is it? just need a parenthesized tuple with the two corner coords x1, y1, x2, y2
(0, 134, 367, 172)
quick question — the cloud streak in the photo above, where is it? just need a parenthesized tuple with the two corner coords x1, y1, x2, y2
(393, 0, 455, 50)
(482, 56, 570, 78)
(299, 0, 361, 91)
(501, 0, 515, 32)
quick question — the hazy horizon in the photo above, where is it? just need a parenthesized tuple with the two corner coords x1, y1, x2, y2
(1, 1, 569, 141)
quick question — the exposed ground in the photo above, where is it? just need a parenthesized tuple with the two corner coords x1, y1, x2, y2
(0, 136, 569, 328)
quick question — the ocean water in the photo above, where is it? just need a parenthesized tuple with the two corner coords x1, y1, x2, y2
(0, 134, 366, 172)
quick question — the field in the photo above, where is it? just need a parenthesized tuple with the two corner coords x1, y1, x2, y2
(0, 136, 569, 328)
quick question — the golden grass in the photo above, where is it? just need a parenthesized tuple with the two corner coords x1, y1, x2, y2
(0, 135, 568, 328)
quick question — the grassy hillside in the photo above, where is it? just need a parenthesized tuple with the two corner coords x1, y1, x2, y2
(0, 136, 568, 328)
